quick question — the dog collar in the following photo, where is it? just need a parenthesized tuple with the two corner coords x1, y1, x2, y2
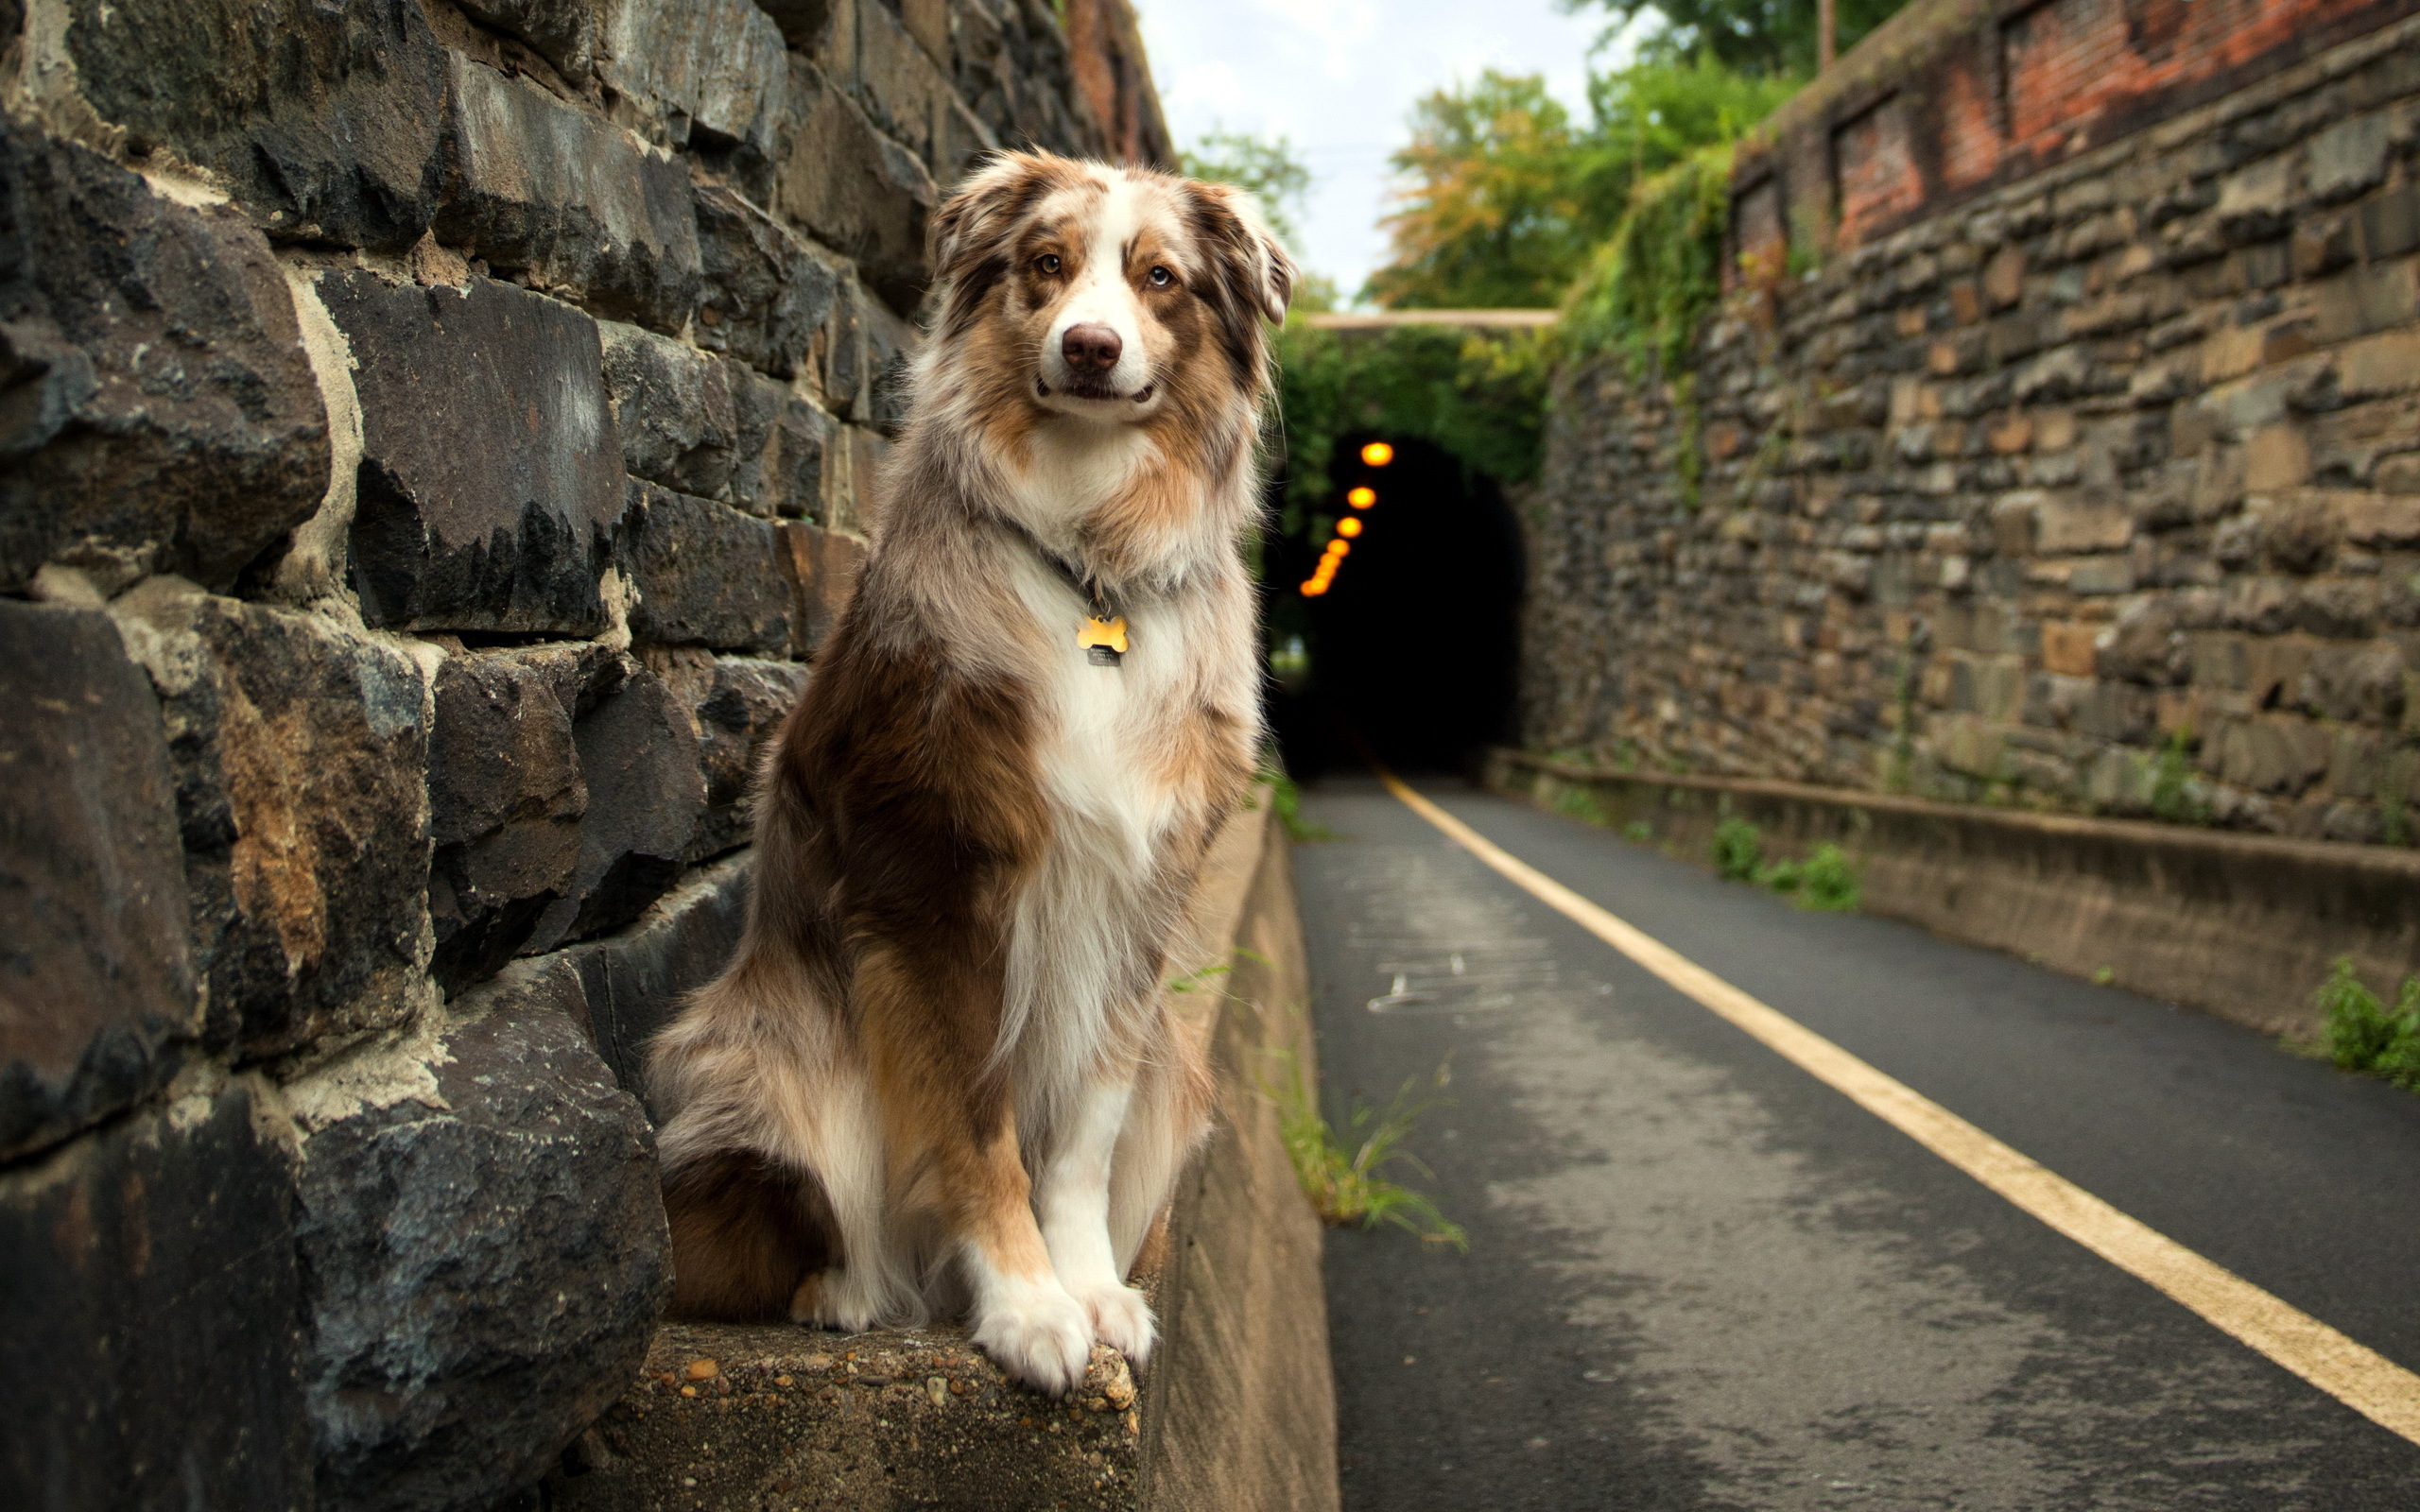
(1007, 522, 1128, 667)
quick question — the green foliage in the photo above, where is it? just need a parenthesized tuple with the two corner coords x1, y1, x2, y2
(1267, 1049, 1467, 1247)
(1567, 0, 1914, 79)
(1711, 816, 1762, 882)
(2317, 957, 2420, 1089)
(1271, 320, 1554, 518)
(1575, 54, 1802, 226)
(1623, 819, 1654, 843)
(1368, 71, 1590, 310)
(1795, 842, 1860, 911)
(1553, 783, 1611, 826)
(1363, 60, 1795, 314)
(1253, 763, 1335, 842)
(1751, 840, 1858, 907)
(1180, 127, 1313, 250)
(2150, 727, 2209, 824)
(1563, 144, 1736, 375)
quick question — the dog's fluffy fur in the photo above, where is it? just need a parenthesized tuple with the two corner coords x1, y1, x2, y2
(645, 151, 1294, 1393)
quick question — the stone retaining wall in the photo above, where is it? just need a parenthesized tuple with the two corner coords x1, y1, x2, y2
(0, 4, 1167, 1508)
(1525, 12, 2420, 853)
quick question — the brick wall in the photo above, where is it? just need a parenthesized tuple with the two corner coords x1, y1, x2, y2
(1733, 0, 2420, 263)
(1524, 14, 2420, 849)
(0, 3, 1161, 1507)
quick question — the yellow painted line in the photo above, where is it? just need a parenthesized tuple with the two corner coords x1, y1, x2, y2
(1378, 768, 2420, 1449)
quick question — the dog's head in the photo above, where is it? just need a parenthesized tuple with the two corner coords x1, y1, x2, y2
(926, 152, 1295, 427)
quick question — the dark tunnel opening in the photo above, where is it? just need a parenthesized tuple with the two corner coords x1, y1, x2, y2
(1264, 434, 1526, 781)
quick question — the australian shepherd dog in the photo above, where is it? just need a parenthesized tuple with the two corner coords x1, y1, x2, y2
(644, 151, 1295, 1393)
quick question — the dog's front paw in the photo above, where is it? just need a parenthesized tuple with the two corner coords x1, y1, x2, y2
(1070, 1281, 1157, 1367)
(973, 1280, 1094, 1395)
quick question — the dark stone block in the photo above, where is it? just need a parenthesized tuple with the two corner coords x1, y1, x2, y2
(666, 654, 808, 861)
(596, 0, 789, 160)
(438, 56, 702, 335)
(428, 649, 586, 995)
(112, 579, 432, 1060)
(601, 322, 824, 515)
(524, 662, 707, 953)
(0, 1078, 312, 1508)
(0, 599, 197, 1162)
(297, 960, 669, 1512)
(773, 61, 939, 316)
(458, 0, 602, 81)
(619, 481, 794, 652)
(563, 854, 751, 1095)
(2359, 181, 2420, 262)
(743, 376, 833, 520)
(322, 270, 628, 635)
(693, 182, 839, 380)
(67, 0, 447, 251)
(0, 122, 329, 593)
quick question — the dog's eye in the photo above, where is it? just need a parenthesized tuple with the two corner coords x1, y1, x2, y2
(1148, 266, 1174, 288)
(1037, 253, 1062, 275)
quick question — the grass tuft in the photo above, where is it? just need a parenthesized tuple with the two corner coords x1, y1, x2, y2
(1711, 816, 1762, 882)
(1795, 843, 1860, 911)
(1252, 764, 1336, 842)
(1266, 1049, 1467, 1248)
(1553, 783, 1611, 827)
(2315, 957, 2420, 1088)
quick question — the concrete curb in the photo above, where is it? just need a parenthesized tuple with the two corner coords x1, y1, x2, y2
(546, 806, 1340, 1510)
(1486, 749, 2420, 1038)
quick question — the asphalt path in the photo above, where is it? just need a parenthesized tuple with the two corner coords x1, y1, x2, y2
(1296, 776, 2420, 1511)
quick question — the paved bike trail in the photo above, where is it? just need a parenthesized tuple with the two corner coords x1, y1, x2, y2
(1296, 777, 2420, 1511)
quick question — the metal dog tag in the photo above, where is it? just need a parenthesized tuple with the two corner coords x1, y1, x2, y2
(1077, 615, 1129, 667)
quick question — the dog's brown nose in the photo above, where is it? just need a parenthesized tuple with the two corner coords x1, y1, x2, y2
(1061, 323, 1122, 373)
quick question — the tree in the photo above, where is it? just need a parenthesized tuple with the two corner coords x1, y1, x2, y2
(1178, 129, 1339, 311)
(1180, 128, 1313, 249)
(1366, 71, 1590, 310)
(1566, 0, 1910, 80)
(1364, 61, 1797, 310)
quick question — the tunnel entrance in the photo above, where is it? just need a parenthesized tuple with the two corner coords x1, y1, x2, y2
(1265, 434, 1525, 779)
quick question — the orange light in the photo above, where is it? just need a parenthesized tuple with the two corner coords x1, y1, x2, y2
(1346, 486, 1376, 509)
(1335, 517, 1363, 538)
(1326, 539, 1351, 558)
(1299, 579, 1322, 595)
(1360, 441, 1394, 467)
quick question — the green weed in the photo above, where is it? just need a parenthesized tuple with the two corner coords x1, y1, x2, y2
(2150, 728, 2210, 825)
(1756, 842, 1859, 910)
(1711, 816, 1762, 882)
(2315, 957, 2420, 1088)
(1795, 844, 1860, 911)
(1252, 765, 1336, 842)
(1265, 1049, 1467, 1248)
(1553, 784, 1612, 827)
(1622, 820, 1654, 843)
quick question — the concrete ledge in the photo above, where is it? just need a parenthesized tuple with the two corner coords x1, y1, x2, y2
(547, 806, 1339, 1510)
(1486, 749, 2420, 1038)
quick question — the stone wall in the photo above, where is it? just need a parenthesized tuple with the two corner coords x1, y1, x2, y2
(1524, 11, 2420, 850)
(0, 3, 1165, 1508)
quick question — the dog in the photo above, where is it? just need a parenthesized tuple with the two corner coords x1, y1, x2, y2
(644, 150, 1295, 1394)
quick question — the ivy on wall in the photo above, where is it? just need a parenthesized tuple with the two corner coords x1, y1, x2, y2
(1562, 143, 1735, 376)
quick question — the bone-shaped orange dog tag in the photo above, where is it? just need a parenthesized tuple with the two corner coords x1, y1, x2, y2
(1078, 615, 1128, 665)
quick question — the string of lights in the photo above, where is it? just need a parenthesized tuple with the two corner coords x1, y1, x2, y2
(1300, 440, 1393, 597)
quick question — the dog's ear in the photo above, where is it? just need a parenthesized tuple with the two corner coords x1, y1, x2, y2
(1188, 180, 1296, 327)
(930, 152, 1058, 285)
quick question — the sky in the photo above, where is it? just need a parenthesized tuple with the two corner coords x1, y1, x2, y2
(1133, 1, 1651, 303)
